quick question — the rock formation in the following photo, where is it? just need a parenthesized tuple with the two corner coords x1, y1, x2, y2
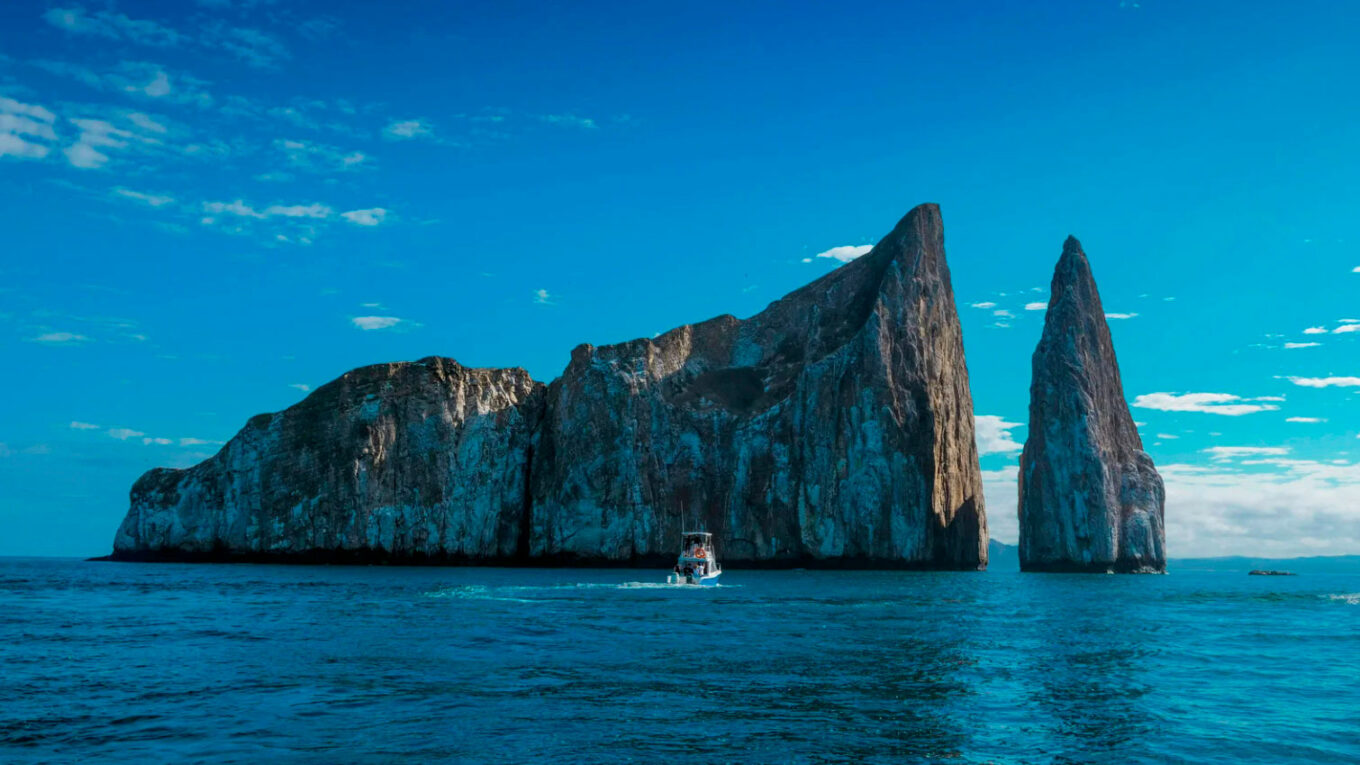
(1018, 237, 1165, 573)
(111, 203, 989, 569)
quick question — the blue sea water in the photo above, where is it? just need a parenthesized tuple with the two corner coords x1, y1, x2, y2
(1, 558, 1357, 764)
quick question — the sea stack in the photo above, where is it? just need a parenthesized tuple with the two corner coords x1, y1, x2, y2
(111, 203, 989, 569)
(1018, 237, 1165, 573)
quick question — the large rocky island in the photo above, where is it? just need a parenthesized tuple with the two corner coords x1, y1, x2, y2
(111, 203, 990, 569)
(1018, 237, 1166, 573)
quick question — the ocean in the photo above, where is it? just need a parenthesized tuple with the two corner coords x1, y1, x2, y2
(2, 558, 1356, 763)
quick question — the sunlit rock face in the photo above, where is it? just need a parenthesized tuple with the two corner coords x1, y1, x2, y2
(112, 203, 988, 569)
(114, 358, 544, 561)
(1018, 237, 1165, 573)
(531, 203, 987, 568)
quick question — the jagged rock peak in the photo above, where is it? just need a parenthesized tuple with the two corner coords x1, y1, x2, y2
(1018, 236, 1165, 573)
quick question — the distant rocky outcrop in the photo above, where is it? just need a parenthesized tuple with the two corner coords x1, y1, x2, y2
(111, 203, 989, 569)
(1018, 237, 1165, 573)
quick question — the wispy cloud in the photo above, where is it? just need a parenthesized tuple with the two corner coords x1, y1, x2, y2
(43, 7, 184, 47)
(341, 208, 387, 226)
(1104, 312, 1138, 320)
(533, 288, 554, 305)
(107, 427, 146, 440)
(289, 383, 311, 392)
(351, 316, 406, 330)
(111, 187, 174, 207)
(539, 113, 596, 129)
(274, 138, 368, 172)
(970, 301, 997, 309)
(1132, 392, 1281, 416)
(1287, 376, 1360, 388)
(382, 119, 432, 140)
(1303, 326, 1328, 335)
(1024, 302, 1046, 311)
(1283, 342, 1321, 349)
(1203, 446, 1290, 461)
(1286, 417, 1325, 423)
(69, 421, 100, 430)
(43, 6, 288, 68)
(814, 245, 872, 263)
(29, 331, 91, 345)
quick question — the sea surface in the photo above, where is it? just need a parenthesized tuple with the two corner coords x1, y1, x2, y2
(2, 558, 1357, 764)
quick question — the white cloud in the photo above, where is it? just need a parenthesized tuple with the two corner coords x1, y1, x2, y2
(351, 316, 403, 330)
(1105, 312, 1138, 320)
(107, 427, 145, 440)
(1204, 446, 1290, 461)
(993, 309, 1014, 319)
(178, 437, 222, 446)
(30, 331, 91, 345)
(974, 415, 1023, 455)
(1024, 302, 1046, 311)
(539, 114, 597, 129)
(289, 383, 311, 392)
(1158, 459, 1360, 557)
(383, 119, 432, 140)
(1286, 417, 1325, 423)
(69, 421, 100, 430)
(63, 117, 161, 170)
(0, 96, 59, 160)
(341, 208, 387, 226)
(1287, 376, 1360, 389)
(1332, 324, 1360, 334)
(142, 437, 174, 445)
(1283, 342, 1321, 349)
(1132, 392, 1280, 416)
(814, 245, 872, 263)
(112, 187, 174, 207)
(1157, 433, 1179, 439)
(533, 289, 553, 305)
(970, 301, 996, 309)
(1353, 266, 1360, 273)
(1303, 326, 1327, 335)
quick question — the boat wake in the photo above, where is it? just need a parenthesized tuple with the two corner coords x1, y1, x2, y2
(1325, 593, 1360, 605)
(423, 581, 729, 601)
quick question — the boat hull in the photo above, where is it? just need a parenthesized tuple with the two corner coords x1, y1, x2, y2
(667, 572, 722, 586)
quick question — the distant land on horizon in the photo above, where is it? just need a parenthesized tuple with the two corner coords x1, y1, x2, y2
(986, 540, 1359, 574)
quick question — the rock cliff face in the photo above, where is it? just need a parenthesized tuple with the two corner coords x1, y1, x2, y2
(1018, 237, 1165, 573)
(114, 359, 543, 561)
(112, 203, 988, 568)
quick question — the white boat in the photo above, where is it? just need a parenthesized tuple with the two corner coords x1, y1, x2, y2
(666, 531, 722, 586)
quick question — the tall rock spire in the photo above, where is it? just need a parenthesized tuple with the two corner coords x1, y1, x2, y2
(1018, 236, 1165, 573)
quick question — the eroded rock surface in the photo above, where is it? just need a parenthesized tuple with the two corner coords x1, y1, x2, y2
(1018, 237, 1165, 573)
(112, 203, 988, 568)
(114, 358, 543, 561)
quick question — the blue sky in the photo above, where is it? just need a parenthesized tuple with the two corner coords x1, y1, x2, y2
(1, 0, 1358, 558)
